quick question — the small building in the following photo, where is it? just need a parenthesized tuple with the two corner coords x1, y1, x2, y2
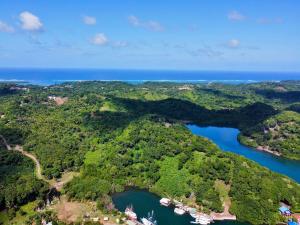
(92, 217, 99, 222)
(48, 96, 57, 100)
(279, 206, 291, 216)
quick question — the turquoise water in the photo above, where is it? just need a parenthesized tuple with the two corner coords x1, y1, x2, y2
(1, 68, 300, 86)
(112, 189, 249, 225)
(187, 125, 300, 183)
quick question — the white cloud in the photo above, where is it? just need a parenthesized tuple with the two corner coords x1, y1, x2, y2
(0, 21, 14, 33)
(19, 11, 43, 31)
(91, 33, 108, 45)
(227, 39, 240, 48)
(228, 11, 245, 21)
(83, 16, 96, 25)
(128, 15, 164, 32)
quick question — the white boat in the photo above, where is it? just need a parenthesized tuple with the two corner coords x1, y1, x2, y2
(159, 198, 171, 207)
(190, 212, 198, 219)
(190, 215, 212, 225)
(141, 218, 155, 225)
(125, 206, 137, 220)
(174, 207, 186, 215)
(188, 208, 198, 218)
(141, 211, 157, 225)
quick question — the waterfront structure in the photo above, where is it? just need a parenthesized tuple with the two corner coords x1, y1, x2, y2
(160, 198, 171, 207)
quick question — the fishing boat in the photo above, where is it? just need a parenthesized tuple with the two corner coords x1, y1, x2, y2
(125, 205, 137, 220)
(190, 214, 212, 225)
(159, 198, 171, 207)
(174, 207, 186, 215)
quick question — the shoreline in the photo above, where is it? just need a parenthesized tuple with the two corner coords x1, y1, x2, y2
(256, 146, 282, 157)
(113, 188, 237, 223)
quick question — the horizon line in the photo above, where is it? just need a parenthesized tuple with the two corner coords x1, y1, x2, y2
(1, 67, 300, 74)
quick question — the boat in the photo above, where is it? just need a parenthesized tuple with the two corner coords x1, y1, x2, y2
(125, 206, 137, 220)
(141, 218, 155, 225)
(141, 211, 157, 225)
(182, 205, 190, 212)
(189, 210, 199, 219)
(190, 214, 212, 225)
(159, 198, 171, 207)
(174, 207, 186, 215)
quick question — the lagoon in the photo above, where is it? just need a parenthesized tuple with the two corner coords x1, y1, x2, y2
(187, 125, 300, 183)
(112, 189, 249, 225)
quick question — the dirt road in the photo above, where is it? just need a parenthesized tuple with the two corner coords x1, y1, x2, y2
(0, 135, 51, 185)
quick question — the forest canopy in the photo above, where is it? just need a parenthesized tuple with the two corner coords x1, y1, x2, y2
(0, 81, 300, 225)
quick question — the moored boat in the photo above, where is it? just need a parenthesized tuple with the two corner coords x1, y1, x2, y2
(190, 214, 212, 225)
(174, 207, 186, 215)
(189, 210, 199, 219)
(159, 198, 171, 207)
(141, 211, 157, 225)
(141, 217, 154, 225)
(125, 205, 137, 220)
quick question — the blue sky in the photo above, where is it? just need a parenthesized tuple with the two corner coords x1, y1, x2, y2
(0, 0, 300, 71)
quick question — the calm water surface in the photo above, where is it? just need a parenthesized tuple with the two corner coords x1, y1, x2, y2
(112, 189, 249, 225)
(187, 125, 300, 183)
(1, 68, 300, 85)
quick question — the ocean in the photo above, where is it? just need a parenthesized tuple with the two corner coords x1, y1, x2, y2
(0, 68, 299, 85)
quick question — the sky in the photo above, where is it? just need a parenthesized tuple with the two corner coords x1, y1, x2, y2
(0, 0, 300, 72)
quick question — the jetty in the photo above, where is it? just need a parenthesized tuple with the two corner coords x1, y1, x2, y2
(159, 197, 236, 223)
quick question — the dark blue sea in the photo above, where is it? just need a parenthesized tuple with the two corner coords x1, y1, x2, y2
(0, 68, 299, 85)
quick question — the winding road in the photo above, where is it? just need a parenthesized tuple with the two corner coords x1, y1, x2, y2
(0, 135, 50, 185)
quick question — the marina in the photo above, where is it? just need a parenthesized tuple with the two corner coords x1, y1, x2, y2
(112, 189, 250, 225)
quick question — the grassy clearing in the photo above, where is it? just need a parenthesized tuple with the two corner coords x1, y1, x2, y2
(84, 149, 103, 165)
(214, 180, 230, 202)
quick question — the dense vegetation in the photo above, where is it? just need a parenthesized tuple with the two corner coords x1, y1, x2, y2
(0, 81, 300, 225)
(0, 143, 47, 219)
(239, 111, 300, 159)
(65, 117, 300, 224)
